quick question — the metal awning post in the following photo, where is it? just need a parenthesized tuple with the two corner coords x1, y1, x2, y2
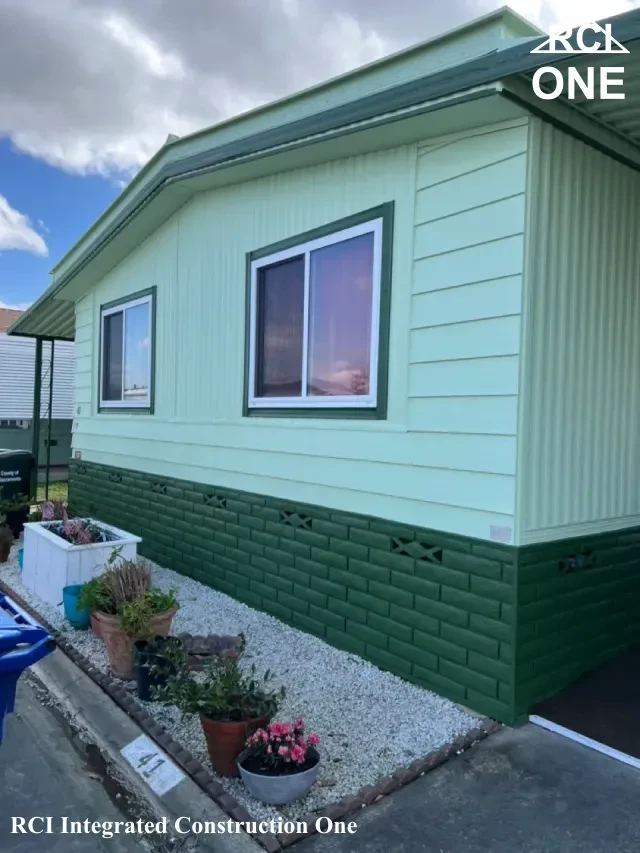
(30, 338, 43, 501)
(45, 340, 55, 501)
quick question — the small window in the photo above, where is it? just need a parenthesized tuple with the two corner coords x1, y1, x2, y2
(247, 214, 387, 413)
(100, 291, 154, 410)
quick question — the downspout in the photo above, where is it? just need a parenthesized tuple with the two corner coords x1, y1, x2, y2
(45, 340, 55, 500)
(30, 338, 43, 500)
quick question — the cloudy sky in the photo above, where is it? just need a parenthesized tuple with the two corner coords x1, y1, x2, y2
(0, 0, 637, 309)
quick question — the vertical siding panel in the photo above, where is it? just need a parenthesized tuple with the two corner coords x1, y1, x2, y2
(521, 121, 640, 541)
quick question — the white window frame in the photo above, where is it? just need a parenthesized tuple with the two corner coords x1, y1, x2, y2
(99, 294, 153, 410)
(247, 217, 383, 410)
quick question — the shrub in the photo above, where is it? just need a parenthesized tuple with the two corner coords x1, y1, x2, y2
(153, 634, 285, 721)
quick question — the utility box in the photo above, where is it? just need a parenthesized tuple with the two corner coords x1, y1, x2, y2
(0, 450, 34, 504)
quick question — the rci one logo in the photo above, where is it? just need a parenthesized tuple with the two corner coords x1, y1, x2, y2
(530, 22, 629, 101)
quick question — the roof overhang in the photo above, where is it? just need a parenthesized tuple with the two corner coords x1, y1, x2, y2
(10, 6, 640, 342)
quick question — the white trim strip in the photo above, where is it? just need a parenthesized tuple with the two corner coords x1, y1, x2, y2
(529, 715, 640, 771)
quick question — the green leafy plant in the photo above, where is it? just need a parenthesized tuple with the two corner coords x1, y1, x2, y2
(76, 576, 116, 615)
(0, 492, 30, 514)
(118, 589, 178, 638)
(153, 634, 285, 721)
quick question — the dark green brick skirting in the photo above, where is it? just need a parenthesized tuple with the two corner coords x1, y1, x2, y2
(68, 461, 640, 724)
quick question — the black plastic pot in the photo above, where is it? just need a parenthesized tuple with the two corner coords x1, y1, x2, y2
(133, 636, 180, 701)
(5, 506, 29, 538)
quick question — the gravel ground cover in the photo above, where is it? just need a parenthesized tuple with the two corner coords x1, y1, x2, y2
(1, 544, 477, 822)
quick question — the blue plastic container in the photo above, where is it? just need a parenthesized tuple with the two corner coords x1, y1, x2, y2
(62, 584, 89, 630)
(0, 594, 55, 743)
(16, 549, 23, 570)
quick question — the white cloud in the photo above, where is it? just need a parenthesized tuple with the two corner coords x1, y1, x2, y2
(0, 195, 48, 256)
(0, 300, 33, 311)
(0, 0, 637, 177)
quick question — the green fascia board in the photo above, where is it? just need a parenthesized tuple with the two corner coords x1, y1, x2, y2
(34, 7, 640, 291)
(11, 6, 640, 343)
(48, 5, 540, 278)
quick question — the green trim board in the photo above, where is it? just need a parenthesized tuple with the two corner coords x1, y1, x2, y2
(243, 204, 394, 420)
(97, 286, 157, 415)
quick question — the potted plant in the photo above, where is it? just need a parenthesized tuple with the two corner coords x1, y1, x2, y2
(0, 518, 13, 563)
(154, 635, 285, 777)
(77, 557, 178, 680)
(22, 512, 141, 607)
(134, 634, 183, 701)
(0, 493, 30, 538)
(237, 718, 320, 804)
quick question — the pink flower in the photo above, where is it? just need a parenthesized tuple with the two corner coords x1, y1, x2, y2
(266, 746, 272, 754)
(297, 735, 306, 747)
(307, 732, 320, 746)
(291, 744, 305, 763)
(294, 717, 304, 730)
(278, 746, 289, 757)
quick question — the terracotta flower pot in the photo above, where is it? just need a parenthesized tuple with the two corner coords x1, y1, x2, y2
(90, 612, 103, 639)
(93, 606, 177, 680)
(200, 714, 271, 777)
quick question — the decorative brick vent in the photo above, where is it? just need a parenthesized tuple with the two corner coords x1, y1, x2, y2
(392, 537, 443, 564)
(279, 511, 312, 529)
(558, 551, 595, 573)
(204, 494, 227, 508)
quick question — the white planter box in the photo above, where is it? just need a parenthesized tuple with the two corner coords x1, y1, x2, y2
(22, 520, 142, 607)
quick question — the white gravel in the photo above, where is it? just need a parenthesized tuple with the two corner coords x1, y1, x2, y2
(1, 542, 477, 822)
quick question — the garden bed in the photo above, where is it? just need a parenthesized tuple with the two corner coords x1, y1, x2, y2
(1, 544, 483, 827)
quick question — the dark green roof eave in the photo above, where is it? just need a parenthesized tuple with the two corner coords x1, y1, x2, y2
(18, 6, 640, 314)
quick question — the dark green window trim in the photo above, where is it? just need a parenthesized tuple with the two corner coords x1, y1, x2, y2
(243, 202, 394, 420)
(98, 286, 157, 415)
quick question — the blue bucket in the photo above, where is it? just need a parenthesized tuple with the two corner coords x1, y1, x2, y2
(62, 584, 89, 630)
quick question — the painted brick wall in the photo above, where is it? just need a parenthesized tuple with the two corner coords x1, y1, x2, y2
(69, 460, 517, 721)
(516, 528, 640, 715)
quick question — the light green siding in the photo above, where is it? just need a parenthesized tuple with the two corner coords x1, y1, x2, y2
(73, 121, 529, 543)
(518, 119, 640, 543)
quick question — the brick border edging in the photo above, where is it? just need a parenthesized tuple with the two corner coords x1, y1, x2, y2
(0, 578, 500, 850)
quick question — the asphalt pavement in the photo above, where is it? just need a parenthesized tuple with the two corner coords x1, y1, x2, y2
(0, 677, 148, 852)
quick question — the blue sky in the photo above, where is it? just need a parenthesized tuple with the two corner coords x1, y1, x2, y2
(0, 139, 120, 309)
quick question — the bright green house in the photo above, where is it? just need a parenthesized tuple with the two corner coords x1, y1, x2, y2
(12, 7, 640, 724)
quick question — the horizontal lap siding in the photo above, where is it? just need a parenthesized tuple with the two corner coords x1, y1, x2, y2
(74, 126, 528, 542)
(519, 120, 640, 543)
(408, 121, 528, 544)
(0, 335, 75, 420)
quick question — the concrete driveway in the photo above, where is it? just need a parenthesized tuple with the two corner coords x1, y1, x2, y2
(299, 723, 640, 853)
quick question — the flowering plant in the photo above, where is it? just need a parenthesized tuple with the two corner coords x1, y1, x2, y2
(243, 718, 319, 775)
(41, 499, 68, 522)
(46, 512, 116, 546)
